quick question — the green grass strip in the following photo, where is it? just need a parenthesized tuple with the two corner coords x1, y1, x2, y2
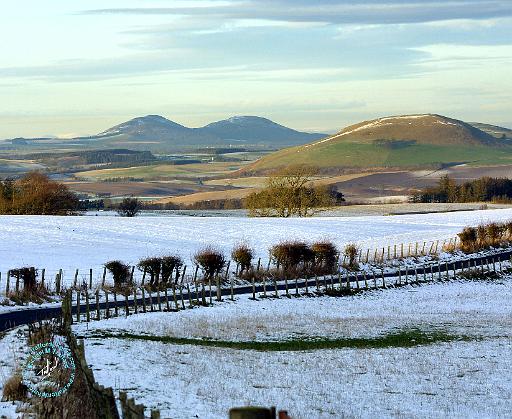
(85, 328, 478, 351)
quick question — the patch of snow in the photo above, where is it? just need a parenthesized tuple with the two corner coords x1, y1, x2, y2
(1, 209, 512, 281)
(73, 278, 512, 418)
(303, 114, 433, 148)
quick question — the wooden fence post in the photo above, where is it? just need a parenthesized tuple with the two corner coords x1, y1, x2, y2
(363, 272, 368, 289)
(102, 267, 106, 287)
(85, 289, 90, 322)
(89, 268, 93, 289)
(105, 291, 110, 319)
(142, 287, 147, 313)
(134, 288, 139, 314)
(15, 271, 20, 293)
(372, 271, 377, 288)
(165, 287, 170, 311)
(148, 289, 154, 312)
(187, 284, 193, 307)
(180, 285, 185, 309)
(76, 290, 81, 322)
(113, 292, 118, 316)
(172, 284, 178, 310)
(125, 292, 130, 317)
(95, 290, 100, 320)
(381, 269, 386, 288)
(251, 276, 256, 299)
(41, 269, 45, 289)
(6, 270, 10, 295)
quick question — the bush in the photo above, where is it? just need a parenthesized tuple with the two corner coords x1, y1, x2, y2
(105, 261, 131, 288)
(486, 222, 504, 246)
(270, 241, 314, 277)
(1, 373, 28, 402)
(476, 224, 487, 247)
(505, 221, 512, 239)
(10, 267, 37, 293)
(116, 197, 140, 217)
(344, 243, 359, 270)
(231, 243, 254, 275)
(137, 257, 162, 286)
(0, 172, 81, 215)
(161, 255, 183, 283)
(311, 241, 338, 274)
(194, 247, 226, 280)
(457, 227, 477, 252)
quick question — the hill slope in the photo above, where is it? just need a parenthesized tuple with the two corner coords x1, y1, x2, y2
(469, 122, 512, 139)
(247, 114, 512, 172)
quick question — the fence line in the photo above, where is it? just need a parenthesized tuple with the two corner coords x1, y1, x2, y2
(0, 237, 460, 299)
(52, 253, 512, 325)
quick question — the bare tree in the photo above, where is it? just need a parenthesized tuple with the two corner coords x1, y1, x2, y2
(116, 197, 140, 217)
(245, 165, 335, 217)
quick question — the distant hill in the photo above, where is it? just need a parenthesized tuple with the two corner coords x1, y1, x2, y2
(201, 116, 324, 144)
(246, 114, 512, 173)
(468, 122, 512, 139)
(0, 115, 325, 152)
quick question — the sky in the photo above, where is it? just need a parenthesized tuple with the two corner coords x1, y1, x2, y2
(1, 0, 511, 138)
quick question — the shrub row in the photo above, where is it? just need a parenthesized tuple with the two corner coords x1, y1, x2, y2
(457, 221, 512, 253)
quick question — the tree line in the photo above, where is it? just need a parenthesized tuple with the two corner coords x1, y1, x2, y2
(410, 175, 512, 203)
(0, 172, 81, 215)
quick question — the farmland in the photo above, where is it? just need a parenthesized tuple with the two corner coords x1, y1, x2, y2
(61, 279, 512, 417)
(1, 207, 512, 418)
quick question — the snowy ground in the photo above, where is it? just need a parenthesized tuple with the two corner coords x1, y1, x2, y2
(1, 208, 512, 282)
(65, 278, 512, 418)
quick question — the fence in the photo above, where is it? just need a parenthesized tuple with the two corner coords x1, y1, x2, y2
(57, 251, 509, 325)
(0, 237, 459, 300)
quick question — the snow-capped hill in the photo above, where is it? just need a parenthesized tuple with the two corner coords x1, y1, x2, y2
(99, 115, 188, 137)
(92, 114, 326, 148)
(202, 115, 326, 144)
(245, 113, 509, 173)
(307, 113, 498, 148)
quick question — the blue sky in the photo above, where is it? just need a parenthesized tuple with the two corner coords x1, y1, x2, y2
(1, 0, 511, 138)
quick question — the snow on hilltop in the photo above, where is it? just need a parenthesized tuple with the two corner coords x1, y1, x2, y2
(304, 113, 496, 149)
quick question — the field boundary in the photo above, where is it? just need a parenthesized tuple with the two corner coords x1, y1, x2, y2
(1, 246, 511, 333)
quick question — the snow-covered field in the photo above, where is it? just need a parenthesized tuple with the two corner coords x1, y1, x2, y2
(65, 279, 512, 418)
(1, 208, 512, 277)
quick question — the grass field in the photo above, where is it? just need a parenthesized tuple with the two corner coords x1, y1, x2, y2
(75, 161, 247, 181)
(248, 140, 512, 172)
